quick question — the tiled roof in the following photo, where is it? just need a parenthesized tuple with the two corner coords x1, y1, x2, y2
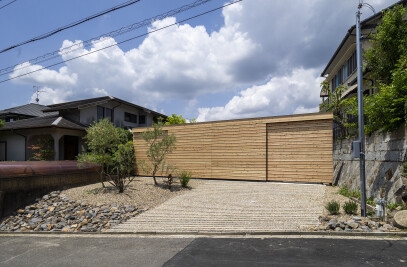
(0, 103, 58, 117)
(45, 96, 167, 118)
(0, 115, 86, 131)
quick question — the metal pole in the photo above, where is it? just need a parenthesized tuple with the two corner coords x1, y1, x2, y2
(356, 6, 367, 217)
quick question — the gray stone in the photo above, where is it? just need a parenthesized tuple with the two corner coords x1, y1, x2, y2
(393, 210, 407, 229)
(353, 217, 361, 221)
(348, 222, 359, 229)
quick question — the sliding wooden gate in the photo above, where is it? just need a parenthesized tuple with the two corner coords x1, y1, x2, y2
(133, 112, 333, 183)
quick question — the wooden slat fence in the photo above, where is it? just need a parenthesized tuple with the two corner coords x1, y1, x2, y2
(133, 112, 333, 183)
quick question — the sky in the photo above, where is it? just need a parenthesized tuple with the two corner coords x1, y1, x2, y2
(0, 0, 400, 121)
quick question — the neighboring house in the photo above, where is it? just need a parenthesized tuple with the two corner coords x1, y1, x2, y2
(320, 0, 407, 102)
(0, 96, 166, 161)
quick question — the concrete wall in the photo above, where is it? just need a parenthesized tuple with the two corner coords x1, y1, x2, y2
(333, 127, 407, 204)
(0, 132, 25, 161)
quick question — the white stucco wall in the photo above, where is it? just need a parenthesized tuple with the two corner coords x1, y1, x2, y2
(0, 132, 25, 161)
(79, 101, 156, 129)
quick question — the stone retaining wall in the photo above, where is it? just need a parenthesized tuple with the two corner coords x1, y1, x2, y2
(333, 127, 407, 204)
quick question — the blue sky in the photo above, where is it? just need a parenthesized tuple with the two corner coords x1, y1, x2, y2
(0, 0, 399, 121)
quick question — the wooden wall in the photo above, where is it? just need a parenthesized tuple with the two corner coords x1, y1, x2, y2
(133, 112, 333, 183)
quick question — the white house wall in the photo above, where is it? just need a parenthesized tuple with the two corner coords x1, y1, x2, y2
(0, 132, 25, 161)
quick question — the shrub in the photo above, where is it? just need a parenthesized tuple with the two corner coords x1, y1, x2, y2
(343, 201, 358, 215)
(325, 200, 340, 215)
(387, 202, 407, 211)
(179, 170, 192, 188)
(338, 186, 361, 199)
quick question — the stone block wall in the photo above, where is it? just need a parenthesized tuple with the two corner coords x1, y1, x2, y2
(333, 127, 407, 204)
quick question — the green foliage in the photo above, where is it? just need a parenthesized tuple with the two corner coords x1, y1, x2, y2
(324, 5, 407, 136)
(343, 201, 358, 215)
(0, 119, 4, 128)
(165, 114, 187, 125)
(387, 202, 407, 211)
(403, 162, 407, 177)
(319, 83, 357, 137)
(141, 118, 176, 185)
(366, 197, 376, 206)
(338, 186, 361, 199)
(179, 170, 192, 188)
(325, 200, 340, 215)
(77, 118, 135, 193)
(28, 135, 55, 161)
(367, 210, 376, 217)
(364, 4, 407, 84)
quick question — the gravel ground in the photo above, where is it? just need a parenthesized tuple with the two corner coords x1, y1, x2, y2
(63, 177, 206, 210)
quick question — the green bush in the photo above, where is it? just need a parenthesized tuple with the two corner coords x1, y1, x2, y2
(179, 170, 192, 188)
(387, 202, 407, 211)
(343, 201, 358, 215)
(338, 186, 361, 199)
(325, 200, 340, 215)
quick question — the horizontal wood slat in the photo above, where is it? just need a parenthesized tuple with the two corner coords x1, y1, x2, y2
(267, 119, 333, 183)
(133, 112, 333, 183)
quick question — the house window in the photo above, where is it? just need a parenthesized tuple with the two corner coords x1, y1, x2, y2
(105, 108, 113, 122)
(124, 112, 137, 123)
(139, 115, 146, 124)
(97, 106, 113, 121)
(97, 106, 104, 120)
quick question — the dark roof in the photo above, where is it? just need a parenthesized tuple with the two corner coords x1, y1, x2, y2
(321, 0, 407, 77)
(0, 115, 86, 131)
(0, 103, 58, 117)
(45, 96, 167, 118)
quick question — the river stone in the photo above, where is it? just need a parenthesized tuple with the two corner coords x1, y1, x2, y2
(393, 210, 407, 229)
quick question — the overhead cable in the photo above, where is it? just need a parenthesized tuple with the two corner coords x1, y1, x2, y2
(0, 0, 243, 84)
(0, 0, 212, 76)
(0, 0, 142, 54)
(0, 0, 16, 11)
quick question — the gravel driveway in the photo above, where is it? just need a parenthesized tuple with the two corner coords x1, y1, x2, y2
(109, 180, 326, 233)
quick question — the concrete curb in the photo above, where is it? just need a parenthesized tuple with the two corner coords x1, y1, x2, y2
(1, 230, 407, 238)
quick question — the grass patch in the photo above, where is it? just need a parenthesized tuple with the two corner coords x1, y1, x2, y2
(343, 200, 358, 215)
(338, 186, 361, 199)
(325, 200, 340, 215)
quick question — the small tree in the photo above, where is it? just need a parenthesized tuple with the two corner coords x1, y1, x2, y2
(141, 119, 176, 185)
(165, 114, 186, 125)
(0, 119, 4, 128)
(28, 135, 55, 160)
(364, 5, 407, 84)
(77, 118, 134, 192)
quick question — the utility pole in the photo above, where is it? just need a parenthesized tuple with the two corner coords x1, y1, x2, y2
(356, 2, 367, 217)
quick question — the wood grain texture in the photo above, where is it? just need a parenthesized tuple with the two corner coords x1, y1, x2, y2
(133, 112, 333, 183)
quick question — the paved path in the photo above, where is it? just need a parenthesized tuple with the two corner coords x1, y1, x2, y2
(110, 180, 326, 233)
(1, 235, 407, 266)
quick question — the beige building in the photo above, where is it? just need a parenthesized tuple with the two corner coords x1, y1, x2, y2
(0, 96, 166, 161)
(320, 0, 406, 102)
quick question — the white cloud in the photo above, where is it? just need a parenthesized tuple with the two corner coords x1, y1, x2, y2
(9, 0, 397, 118)
(14, 15, 256, 108)
(197, 68, 324, 121)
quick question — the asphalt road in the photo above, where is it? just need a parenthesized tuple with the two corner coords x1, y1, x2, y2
(0, 235, 406, 267)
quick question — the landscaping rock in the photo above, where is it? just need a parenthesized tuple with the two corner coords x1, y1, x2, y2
(393, 210, 407, 229)
(314, 215, 401, 233)
(0, 191, 141, 232)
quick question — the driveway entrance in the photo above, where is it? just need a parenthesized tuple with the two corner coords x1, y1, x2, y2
(110, 180, 326, 233)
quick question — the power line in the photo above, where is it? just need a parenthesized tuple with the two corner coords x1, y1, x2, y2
(0, 0, 16, 11)
(0, 0, 142, 54)
(0, 0, 212, 76)
(0, 0, 243, 84)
